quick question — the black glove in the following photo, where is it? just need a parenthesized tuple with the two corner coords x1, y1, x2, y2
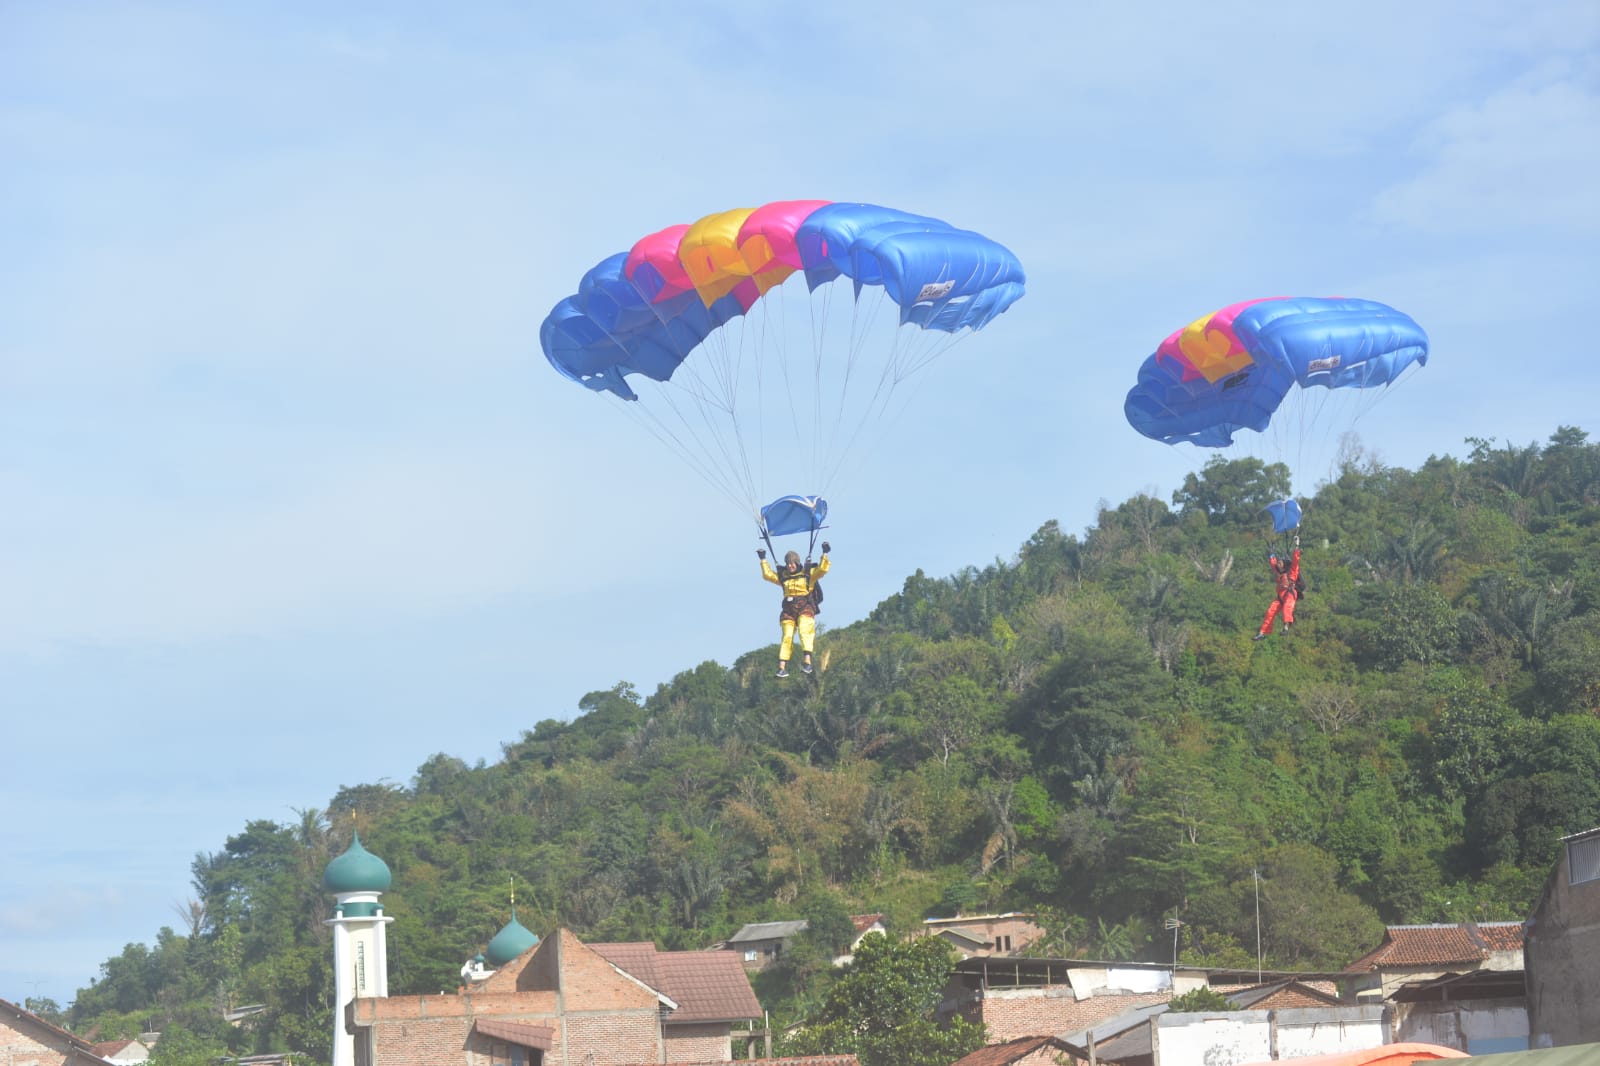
(821, 541, 831, 554)
(757, 549, 766, 559)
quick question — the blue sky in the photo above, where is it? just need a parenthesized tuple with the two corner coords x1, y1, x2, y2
(3, 0, 1597, 1009)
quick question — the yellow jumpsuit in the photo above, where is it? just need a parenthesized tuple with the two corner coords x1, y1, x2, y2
(761, 554, 830, 665)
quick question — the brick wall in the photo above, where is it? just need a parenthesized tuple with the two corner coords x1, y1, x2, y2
(562, 1011, 661, 1065)
(557, 932, 660, 1011)
(373, 1015, 476, 1066)
(975, 988, 1171, 1043)
(0, 1013, 103, 1066)
(2, 1022, 67, 1066)
(979, 990, 1081, 1042)
(663, 1023, 730, 1062)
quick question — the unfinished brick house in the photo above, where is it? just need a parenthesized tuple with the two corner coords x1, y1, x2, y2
(1, 998, 111, 1066)
(324, 834, 781, 1065)
(915, 913, 1046, 958)
(348, 929, 764, 1066)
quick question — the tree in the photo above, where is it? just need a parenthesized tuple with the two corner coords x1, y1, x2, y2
(1257, 842, 1384, 968)
(1168, 986, 1237, 1012)
(1172, 456, 1292, 529)
(1366, 584, 1458, 667)
(1538, 614, 1600, 713)
(780, 933, 985, 1066)
(144, 1024, 229, 1066)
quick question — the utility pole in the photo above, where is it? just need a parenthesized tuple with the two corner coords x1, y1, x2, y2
(1253, 866, 1263, 983)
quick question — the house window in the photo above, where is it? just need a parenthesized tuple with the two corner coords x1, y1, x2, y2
(1570, 835, 1600, 885)
(744, 950, 758, 962)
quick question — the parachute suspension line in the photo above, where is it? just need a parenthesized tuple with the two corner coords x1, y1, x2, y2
(642, 312, 769, 513)
(658, 345, 744, 491)
(758, 518, 779, 568)
(816, 307, 917, 493)
(658, 377, 759, 507)
(549, 282, 757, 514)
(1347, 358, 1425, 426)
(816, 288, 907, 499)
(615, 394, 754, 516)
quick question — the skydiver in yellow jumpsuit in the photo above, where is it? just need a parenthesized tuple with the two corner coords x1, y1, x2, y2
(758, 542, 831, 677)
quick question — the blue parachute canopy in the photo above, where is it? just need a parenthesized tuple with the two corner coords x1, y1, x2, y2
(761, 494, 827, 538)
(1265, 499, 1303, 533)
(1124, 297, 1429, 448)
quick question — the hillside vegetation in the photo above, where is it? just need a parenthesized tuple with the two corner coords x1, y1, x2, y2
(56, 428, 1600, 1063)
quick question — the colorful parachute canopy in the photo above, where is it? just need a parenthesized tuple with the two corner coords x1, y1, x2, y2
(540, 200, 1026, 402)
(1124, 297, 1429, 447)
(1265, 498, 1303, 533)
(761, 494, 827, 538)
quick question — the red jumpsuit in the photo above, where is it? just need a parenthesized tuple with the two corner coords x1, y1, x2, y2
(1257, 548, 1301, 636)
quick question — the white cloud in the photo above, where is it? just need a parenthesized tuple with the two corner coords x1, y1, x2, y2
(1371, 59, 1600, 235)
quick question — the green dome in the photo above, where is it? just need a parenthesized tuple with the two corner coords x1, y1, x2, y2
(323, 832, 392, 893)
(485, 911, 539, 966)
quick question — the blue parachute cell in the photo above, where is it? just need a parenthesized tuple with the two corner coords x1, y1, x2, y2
(761, 495, 827, 538)
(1265, 499, 1303, 533)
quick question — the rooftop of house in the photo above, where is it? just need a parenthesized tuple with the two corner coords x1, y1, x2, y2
(590, 941, 762, 1023)
(90, 1040, 139, 1058)
(849, 913, 884, 934)
(727, 920, 810, 943)
(1344, 921, 1526, 972)
(1226, 978, 1344, 1009)
(950, 1035, 1080, 1066)
(922, 912, 1035, 927)
(1, 998, 107, 1063)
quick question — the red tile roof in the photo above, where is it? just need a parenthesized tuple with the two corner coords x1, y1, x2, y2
(952, 1035, 1078, 1065)
(474, 1020, 553, 1051)
(849, 913, 885, 933)
(1477, 922, 1527, 951)
(591, 942, 761, 1023)
(1344, 922, 1526, 972)
(91, 1041, 136, 1058)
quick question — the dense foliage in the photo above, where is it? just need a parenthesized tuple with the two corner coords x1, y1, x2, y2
(61, 428, 1600, 1063)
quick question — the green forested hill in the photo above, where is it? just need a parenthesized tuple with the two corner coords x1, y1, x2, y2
(58, 428, 1600, 1063)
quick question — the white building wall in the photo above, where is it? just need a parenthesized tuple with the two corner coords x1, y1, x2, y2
(1395, 1001, 1528, 1054)
(1153, 1006, 1387, 1066)
(1156, 1014, 1271, 1066)
(1274, 1006, 1388, 1059)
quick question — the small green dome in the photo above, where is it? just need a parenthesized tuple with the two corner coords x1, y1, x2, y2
(485, 911, 539, 966)
(323, 832, 392, 893)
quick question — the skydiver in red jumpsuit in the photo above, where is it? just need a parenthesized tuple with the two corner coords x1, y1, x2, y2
(1253, 532, 1301, 640)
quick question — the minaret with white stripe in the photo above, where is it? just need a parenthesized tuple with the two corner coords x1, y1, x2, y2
(324, 832, 393, 1066)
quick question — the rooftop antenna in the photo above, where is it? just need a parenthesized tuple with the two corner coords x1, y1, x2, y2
(1163, 917, 1183, 971)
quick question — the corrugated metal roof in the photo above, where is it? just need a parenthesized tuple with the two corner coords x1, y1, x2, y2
(728, 920, 809, 942)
